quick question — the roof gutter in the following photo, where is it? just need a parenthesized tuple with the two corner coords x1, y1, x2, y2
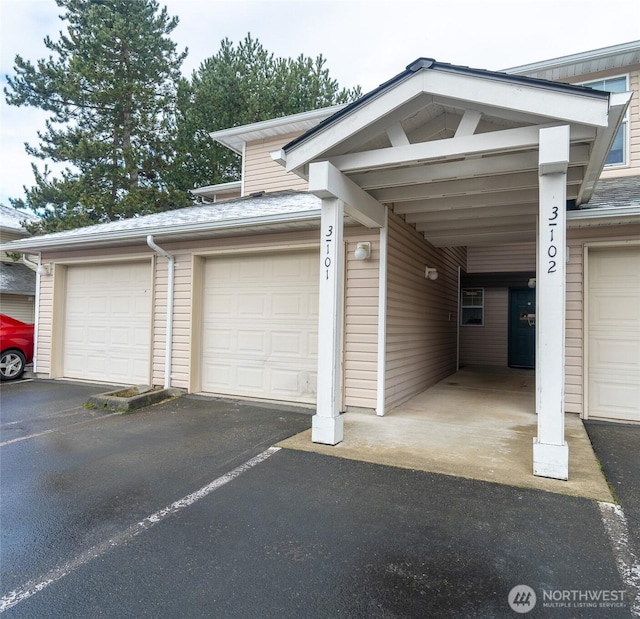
(567, 205, 640, 226)
(0, 210, 322, 253)
(146, 235, 175, 389)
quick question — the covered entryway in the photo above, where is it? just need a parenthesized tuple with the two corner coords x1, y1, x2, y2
(277, 56, 631, 479)
(63, 261, 152, 384)
(200, 250, 319, 404)
(587, 245, 640, 422)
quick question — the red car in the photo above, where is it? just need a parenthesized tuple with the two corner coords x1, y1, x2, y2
(0, 314, 34, 381)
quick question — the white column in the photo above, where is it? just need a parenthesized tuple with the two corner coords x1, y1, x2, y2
(533, 125, 570, 480)
(313, 198, 344, 444)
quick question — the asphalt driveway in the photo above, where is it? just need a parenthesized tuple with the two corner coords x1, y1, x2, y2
(1, 379, 638, 617)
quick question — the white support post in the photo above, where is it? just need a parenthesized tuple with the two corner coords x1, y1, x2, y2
(534, 125, 570, 480)
(313, 198, 345, 444)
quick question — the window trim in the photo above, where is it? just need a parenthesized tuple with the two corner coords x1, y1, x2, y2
(460, 287, 484, 327)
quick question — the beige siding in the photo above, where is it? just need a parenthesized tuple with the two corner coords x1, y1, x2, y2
(385, 210, 466, 410)
(34, 270, 53, 375)
(244, 133, 308, 195)
(467, 243, 536, 273)
(343, 230, 380, 409)
(564, 224, 640, 415)
(459, 288, 508, 367)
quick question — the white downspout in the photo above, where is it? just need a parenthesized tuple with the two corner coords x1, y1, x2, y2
(22, 253, 41, 374)
(376, 207, 388, 416)
(146, 235, 175, 389)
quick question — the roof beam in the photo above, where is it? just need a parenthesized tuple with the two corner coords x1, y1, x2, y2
(330, 124, 596, 174)
(309, 161, 386, 228)
(416, 214, 538, 233)
(407, 203, 539, 223)
(455, 109, 482, 137)
(285, 75, 425, 172)
(425, 226, 537, 247)
(396, 186, 580, 215)
(371, 167, 583, 203)
(386, 122, 410, 147)
(320, 93, 433, 160)
(350, 144, 591, 190)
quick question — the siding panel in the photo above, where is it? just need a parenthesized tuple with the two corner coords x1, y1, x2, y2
(459, 288, 508, 366)
(343, 232, 380, 409)
(385, 209, 466, 410)
(467, 243, 536, 273)
(244, 133, 308, 195)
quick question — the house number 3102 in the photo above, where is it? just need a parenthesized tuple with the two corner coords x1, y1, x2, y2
(547, 205, 558, 274)
(324, 225, 333, 280)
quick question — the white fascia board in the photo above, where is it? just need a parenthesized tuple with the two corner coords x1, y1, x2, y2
(285, 74, 423, 173)
(0, 211, 322, 253)
(309, 161, 385, 228)
(503, 40, 640, 75)
(191, 181, 242, 196)
(578, 91, 634, 205)
(330, 123, 595, 174)
(209, 105, 345, 154)
(420, 71, 609, 127)
(567, 206, 640, 227)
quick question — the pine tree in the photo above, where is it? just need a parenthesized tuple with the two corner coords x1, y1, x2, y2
(169, 35, 362, 195)
(5, 0, 189, 234)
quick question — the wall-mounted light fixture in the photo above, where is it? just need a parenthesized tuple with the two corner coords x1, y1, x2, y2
(354, 242, 371, 260)
(528, 277, 536, 289)
(37, 263, 51, 276)
(425, 267, 439, 281)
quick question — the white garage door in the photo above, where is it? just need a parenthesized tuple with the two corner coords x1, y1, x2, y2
(63, 262, 152, 384)
(201, 251, 319, 403)
(588, 246, 640, 422)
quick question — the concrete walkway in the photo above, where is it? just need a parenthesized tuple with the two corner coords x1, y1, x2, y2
(279, 367, 613, 502)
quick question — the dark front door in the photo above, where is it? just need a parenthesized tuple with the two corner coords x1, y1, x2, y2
(509, 288, 536, 368)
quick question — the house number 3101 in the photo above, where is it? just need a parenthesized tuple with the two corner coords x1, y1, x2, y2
(324, 225, 333, 280)
(547, 205, 558, 274)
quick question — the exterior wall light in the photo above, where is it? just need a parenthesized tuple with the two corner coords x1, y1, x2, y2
(37, 263, 51, 276)
(354, 242, 371, 260)
(528, 277, 536, 288)
(425, 267, 438, 280)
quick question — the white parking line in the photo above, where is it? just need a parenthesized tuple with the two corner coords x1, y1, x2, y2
(598, 501, 640, 617)
(0, 412, 122, 447)
(0, 446, 281, 613)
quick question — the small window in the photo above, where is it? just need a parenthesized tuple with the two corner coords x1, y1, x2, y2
(461, 288, 484, 326)
(581, 75, 628, 167)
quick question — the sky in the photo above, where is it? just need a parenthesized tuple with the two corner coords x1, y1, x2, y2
(1, 0, 639, 208)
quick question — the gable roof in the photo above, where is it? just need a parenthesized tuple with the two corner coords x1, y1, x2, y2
(277, 57, 631, 247)
(283, 58, 608, 153)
